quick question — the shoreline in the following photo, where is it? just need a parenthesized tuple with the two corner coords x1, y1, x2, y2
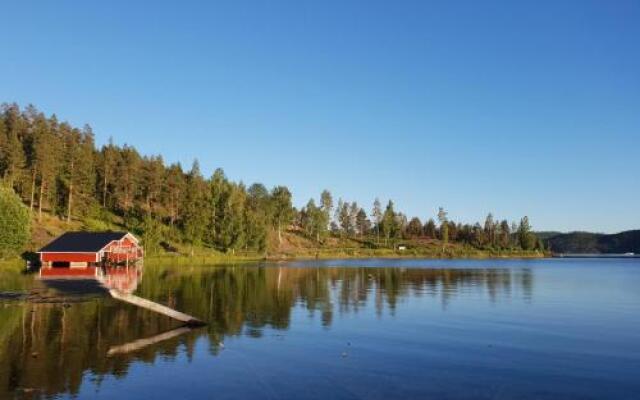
(1, 251, 547, 269)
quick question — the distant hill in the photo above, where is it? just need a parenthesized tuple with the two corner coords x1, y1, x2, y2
(544, 230, 640, 254)
(534, 231, 563, 241)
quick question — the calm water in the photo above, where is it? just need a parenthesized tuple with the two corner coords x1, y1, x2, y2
(1, 258, 639, 399)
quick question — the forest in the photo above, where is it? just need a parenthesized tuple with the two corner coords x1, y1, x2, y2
(0, 103, 543, 258)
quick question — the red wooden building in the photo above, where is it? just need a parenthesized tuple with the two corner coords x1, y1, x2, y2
(38, 231, 143, 269)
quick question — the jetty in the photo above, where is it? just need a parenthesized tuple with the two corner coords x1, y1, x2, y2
(109, 289, 205, 327)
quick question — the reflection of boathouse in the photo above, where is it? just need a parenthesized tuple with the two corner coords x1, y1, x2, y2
(38, 231, 143, 270)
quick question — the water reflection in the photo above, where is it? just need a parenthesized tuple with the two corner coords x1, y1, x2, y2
(0, 264, 533, 398)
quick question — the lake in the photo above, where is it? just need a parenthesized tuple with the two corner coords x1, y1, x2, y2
(1, 258, 639, 399)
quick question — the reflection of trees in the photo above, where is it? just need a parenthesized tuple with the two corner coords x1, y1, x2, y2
(0, 265, 533, 398)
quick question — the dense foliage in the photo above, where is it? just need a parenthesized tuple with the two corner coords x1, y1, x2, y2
(0, 185, 30, 258)
(545, 230, 640, 254)
(0, 103, 542, 255)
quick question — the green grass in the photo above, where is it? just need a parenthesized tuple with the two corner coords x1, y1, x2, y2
(145, 253, 263, 266)
(266, 247, 544, 260)
(0, 258, 25, 271)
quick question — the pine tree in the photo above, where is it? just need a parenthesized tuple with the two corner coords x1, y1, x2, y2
(23, 106, 40, 213)
(207, 168, 229, 246)
(164, 163, 185, 227)
(114, 145, 141, 214)
(0, 104, 26, 189)
(182, 160, 208, 253)
(499, 220, 511, 248)
(518, 216, 536, 250)
(98, 138, 119, 208)
(473, 223, 486, 247)
(59, 123, 79, 222)
(407, 217, 423, 237)
(32, 114, 58, 220)
(140, 155, 164, 215)
(0, 117, 6, 176)
(355, 208, 370, 237)
(423, 218, 437, 238)
(37, 115, 61, 220)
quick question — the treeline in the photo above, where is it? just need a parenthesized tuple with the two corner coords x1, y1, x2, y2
(0, 103, 541, 254)
(299, 197, 542, 251)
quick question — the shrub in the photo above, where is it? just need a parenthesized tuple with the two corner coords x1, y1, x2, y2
(0, 185, 30, 259)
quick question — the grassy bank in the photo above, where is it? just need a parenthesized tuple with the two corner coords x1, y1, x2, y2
(0, 258, 25, 271)
(263, 247, 545, 261)
(1, 246, 545, 271)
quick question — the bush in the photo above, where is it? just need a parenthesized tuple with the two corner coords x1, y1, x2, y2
(0, 185, 30, 259)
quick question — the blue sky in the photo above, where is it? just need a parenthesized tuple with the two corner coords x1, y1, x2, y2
(1, 1, 638, 233)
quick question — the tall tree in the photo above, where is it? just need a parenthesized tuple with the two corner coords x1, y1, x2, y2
(484, 213, 495, 246)
(245, 183, 271, 251)
(371, 198, 383, 243)
(437, 207, 449, 246)
(140, 155, 165, 215)
(355, 208, 370, 237)
(98, 138, 119, 208)
(114, 145, 141, 214)
(219, 182, 246, 252)
(207, 168, 228, 245)
(182, 160, 208, 253)
(302, 198, 325, 242)
(337, 200, 351, 237)
(423, 218, 437, 238)
(33, 115, 58, 220)
(499, 219, 511, 248)
(163, 163, 185, 227)
(407, 217, 423, 237)
(381, 200, 398, 245)
(60, 124, 96, 222)
(320, 189, 333, 232)
(271, 186, 293, 245)
(518, 216, 536, 250)
(0, 104, 26, 189)
(349, 202, 359, 236)
(472, 223, 486, 247)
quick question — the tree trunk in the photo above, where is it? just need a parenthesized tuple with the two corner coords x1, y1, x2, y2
(278, 221, 282, 245)
(29, 169, 37, 212)
(67, 158, 74, 223)
(102, 172, 107, 207)
(67, 182, 73, 223)
(38, 180, 44, 221)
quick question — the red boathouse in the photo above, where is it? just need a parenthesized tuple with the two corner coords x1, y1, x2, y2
(38, 231, 143, 269)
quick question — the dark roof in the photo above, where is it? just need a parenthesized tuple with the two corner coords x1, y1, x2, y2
(39, 232, 130, 253)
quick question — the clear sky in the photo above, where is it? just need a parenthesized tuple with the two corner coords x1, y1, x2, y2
(1, 1, 638, 233)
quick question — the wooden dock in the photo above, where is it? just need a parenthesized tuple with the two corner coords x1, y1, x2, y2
(109, 289, 206, 327)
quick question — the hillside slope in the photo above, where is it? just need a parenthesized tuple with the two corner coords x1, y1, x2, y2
(23, 211, 544, 261)
(546, 230, 640, 254)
